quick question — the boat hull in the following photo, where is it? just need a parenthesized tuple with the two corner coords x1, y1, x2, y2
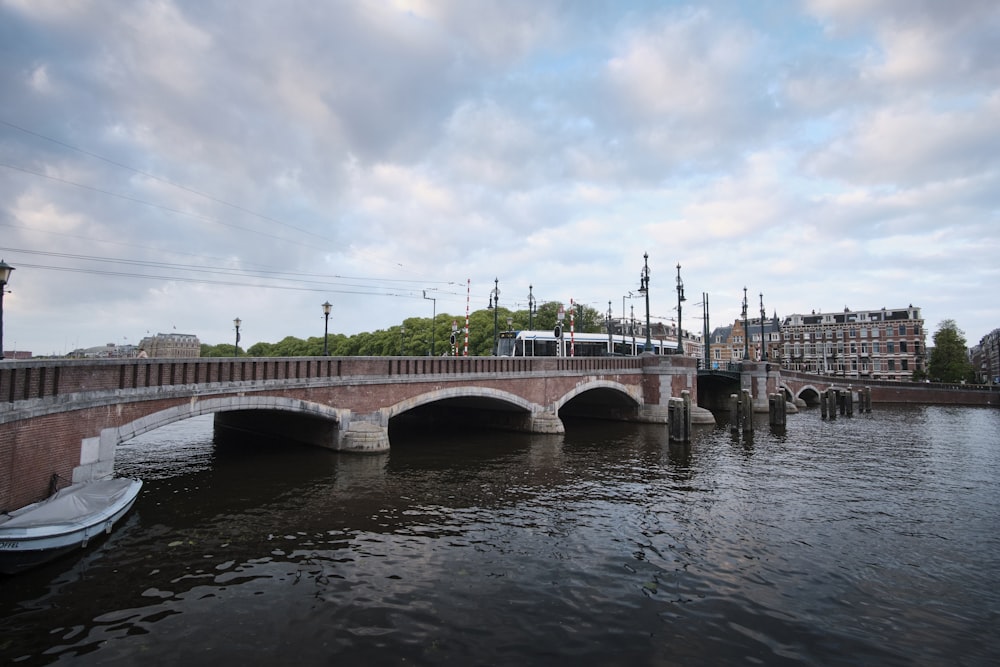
(0, 478, 143, 575)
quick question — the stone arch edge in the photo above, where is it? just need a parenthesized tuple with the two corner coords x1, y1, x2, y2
(74, 395, 346, 483)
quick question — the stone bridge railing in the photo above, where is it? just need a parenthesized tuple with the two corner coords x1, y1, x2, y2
(1, 355, 646, 412)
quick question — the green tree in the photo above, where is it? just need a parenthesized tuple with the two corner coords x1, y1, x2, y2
(927, 319, 973, 383)
(200, 343, 241, 357)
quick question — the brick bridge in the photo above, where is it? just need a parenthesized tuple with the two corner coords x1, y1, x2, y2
(1, 354, 709, 512)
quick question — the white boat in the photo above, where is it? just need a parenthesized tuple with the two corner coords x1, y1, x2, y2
(0, 478, 143, 575)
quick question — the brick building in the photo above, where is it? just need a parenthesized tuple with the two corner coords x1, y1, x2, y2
(780, 306, 926, 381)
(972, 328, 1000, 384)
(138, 332, 201, 358)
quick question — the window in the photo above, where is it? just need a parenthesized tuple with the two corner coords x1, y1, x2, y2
(900, 341, 907, 353)
(899, 325, 907, 336)
(888, 360, 896, 371)
(873, 341, 880, 354)
(902, 360, 909, 371)
(887, 342, 895, 354)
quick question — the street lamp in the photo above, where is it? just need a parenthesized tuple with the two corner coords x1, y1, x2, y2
(607, 300, 613, 352)
(0, 259, 14, 361)
(742, 287, 749, 360)
(488, 278, 500, 355)
(759, 293, 766, 361)
(423, 290, 436, 356)
(639, 253, 651, 353)
(676, 263, 686, 354)
(322, 301, 332, 356)
(400, 324, 406, 355)
(702, 292, 710, 370)
(527, 284, 536, 331)
(233, 317, 241, 358)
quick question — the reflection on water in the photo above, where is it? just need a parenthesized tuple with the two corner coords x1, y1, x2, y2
(1, 406, 999, 665)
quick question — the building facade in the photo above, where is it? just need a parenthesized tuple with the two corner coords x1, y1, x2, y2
(138, 333, 201, 358)
(780, 306, 926, 381)
(972, 328, 1000, 384)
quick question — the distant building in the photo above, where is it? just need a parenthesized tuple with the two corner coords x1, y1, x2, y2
(973, 328, 1000, 384)
(780, 306, 926, 381)
(137, 333, 201, 358)
(708, 315, 780, 366)
(2, 350, 31, 360)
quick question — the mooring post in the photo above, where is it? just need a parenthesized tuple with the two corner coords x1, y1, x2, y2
(741, 389, 754, 433)
(729, 393, 739, 433)
(845, 386, 854, 417)
(827, 388, 837, 420)
(681, 390, 692, 442)
(863, 386, 872, 413)
(769, 393, 786, 427)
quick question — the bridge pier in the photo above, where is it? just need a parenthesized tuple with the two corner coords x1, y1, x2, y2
(529, 410, 565, 434)
(339, 421, 390, 453)
(742, 362, 781, 413)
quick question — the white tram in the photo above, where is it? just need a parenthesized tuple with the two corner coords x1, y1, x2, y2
(496, 330, 687, 357)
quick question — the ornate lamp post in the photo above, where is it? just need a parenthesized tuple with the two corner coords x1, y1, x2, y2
(742, 287, 749, 360)
(676, 263, 686, 354)
(639, 253, 651, 353)
(527, 284, 536, 331)
(607, 300, 614, 352)
(488, 278, 500, 355)
(233, 317, 241, 358)
(322, 301, 332, 356)
(423, 290, 436, 356)
(0, 259, 13, 360)
(759, 293, 767, 361)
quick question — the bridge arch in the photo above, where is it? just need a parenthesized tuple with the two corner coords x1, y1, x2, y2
(793, 385, 823, 406)
(106, 395, 345, 459)
(382, 386, 538, 423)
(553, 380, 642, 421)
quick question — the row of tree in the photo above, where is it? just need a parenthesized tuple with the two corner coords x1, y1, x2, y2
(200, 301, 607, 358)
(201, 309, 982, 385)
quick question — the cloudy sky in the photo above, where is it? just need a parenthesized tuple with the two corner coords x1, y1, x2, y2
(1, 0, 998, 356)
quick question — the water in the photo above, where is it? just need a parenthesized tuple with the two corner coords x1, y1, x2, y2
(2, 405, 999, 665)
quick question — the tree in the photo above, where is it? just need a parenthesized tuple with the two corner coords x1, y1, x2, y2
(927, 319, 973, 383)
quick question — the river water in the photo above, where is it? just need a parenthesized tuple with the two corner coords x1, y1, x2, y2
(1, 404, 998, 666)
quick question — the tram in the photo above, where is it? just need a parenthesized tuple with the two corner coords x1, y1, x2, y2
(496, 330, 684, 357)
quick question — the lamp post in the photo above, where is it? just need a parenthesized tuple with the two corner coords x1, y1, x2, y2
(676, 263, 686, 354)
(233, 317, 241, 358)
(0, 259, 14, 361)
(321, 301, 332, 356)
(630, 303, 636, 354)
(423, 290, 436, 356)
(527, 284, 536, 331)
(451, 320, 458, 356)
(702, 292, 710, 370)
(742, 287, 749, 361)
(0, 259, 17, 361)
(488, 278, 500, 355)
(759, 293, 767, 361)
(607, 300, 613, 352)
(639, 253, 651, 353)
(557, 304, 565, 356)
(400, 325, 406, 355)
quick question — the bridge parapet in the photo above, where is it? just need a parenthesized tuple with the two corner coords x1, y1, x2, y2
(1, 355, 648, 419)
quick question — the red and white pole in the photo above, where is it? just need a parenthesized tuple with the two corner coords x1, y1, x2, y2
(464, 278, 470, 357)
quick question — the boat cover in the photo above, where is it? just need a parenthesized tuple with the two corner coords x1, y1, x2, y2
(1, 479, 139, 529)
